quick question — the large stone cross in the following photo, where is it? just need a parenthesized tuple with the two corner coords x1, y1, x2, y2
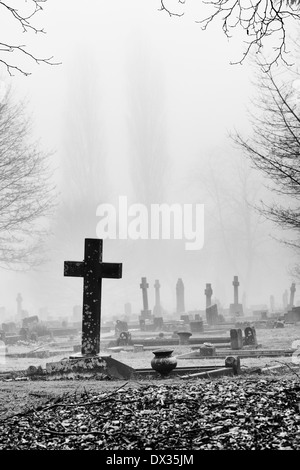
(64, 238, 122, 356)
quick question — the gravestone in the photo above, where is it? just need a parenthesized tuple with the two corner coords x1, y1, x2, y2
(153, 316, 163, 330)
(176, 278, 185, 314)
(204, 283, 213, 309)
(153, 279, 162, 316)
(288, 283, 296, 309)
(282, 289, 288, 310)
(115, 320, 128, 335)
(229, 276, 244, 317)
(140, 277, 152, 320)
(64, 238, 122, 356)
(230, 328, 243, 350)
(206, 304, 218, 325)
(244, 326, 257, 346)
(124, 302, 132, 317)
(261, 311, 268, 320)
(180, 314, 190, 324)
(22, 315, 39, 328)
(199, 343, 216, 356)
(190, 320, 204, 333)
(2, 322, 17, 334)
(16, 293, 23, 317)
(286, 306, 300, 322)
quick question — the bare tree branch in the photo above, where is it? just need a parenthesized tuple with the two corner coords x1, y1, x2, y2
(159, 0, 300, 68)
(0, 0, 60, 76)
(0, 86, 56, 269)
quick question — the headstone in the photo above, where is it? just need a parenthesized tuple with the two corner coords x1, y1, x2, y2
(288, 283, 296, 309)
(244, 326, 257, 346)
(199, 343, 216, 356)
(64, 238, 122, 356)
(190, 320, 204, 333)
(153, 279, 162, 316)
(204, 283, 213, 309)
(140, 277, 152, 320)
(225, 356, 241, 374)
(176, 278, 185, 314)
(229, 276, 244, 317)
(22, 315, 39, 328)
(282, 289, 288, 310)
(2, 322, 17, 334)
(139, 318, 145, 331)
(286, 306, 300, 322)
(153, 316, 163, 329)
(206, 304, 218, 325)
(270, 295, 275, 312)
(115, 320, 128, 335)
(16, 293, 23, 317)
(180, 314, 190, 324)
(124, 302, 132, 317)
(230, 328, 243, 350)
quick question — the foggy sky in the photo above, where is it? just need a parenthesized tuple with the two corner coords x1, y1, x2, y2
(0, 0, 298, 321)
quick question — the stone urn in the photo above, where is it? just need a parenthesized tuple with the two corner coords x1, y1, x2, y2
(151, 349, 177, 375)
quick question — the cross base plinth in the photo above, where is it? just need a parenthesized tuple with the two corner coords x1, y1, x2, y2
(229, 303, 244, 317)
(45, 355, 134, 380)
(140, 310, 152, 320)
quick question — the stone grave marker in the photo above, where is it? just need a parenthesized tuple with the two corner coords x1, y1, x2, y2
(124, 302, 132, 317)
(64, 238, 122, 356)
(176, 278, 185, 314)
(206, 304, 218, 325)
(230, 328, 243, 350)
(282, 289, 288, 310)
(204, 283, 213, 309)
(140, 277, 152, 320)
(153, 279, 162, 316)
(288, 283, 296, 309)
(229, 276, 244, 317)
(244, 326, 258, 347)
(16, 293, 23, 317)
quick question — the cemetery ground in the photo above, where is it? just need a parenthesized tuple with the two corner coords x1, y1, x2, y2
(0, 325, 299, 450)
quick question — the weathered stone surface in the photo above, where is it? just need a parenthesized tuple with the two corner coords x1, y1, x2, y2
(64, 238, 122, 356)
(244, 326, 258, 346)
(45, 355, 134, 379)
(230, 328, 243, 350)
(225, 355, 241, 374)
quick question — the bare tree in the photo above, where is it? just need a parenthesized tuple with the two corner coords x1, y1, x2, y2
(233, 62, 300, 248)
(0, 0, 58, 76)
(0, 86, 55, 268)
(159, 0, 300, 68)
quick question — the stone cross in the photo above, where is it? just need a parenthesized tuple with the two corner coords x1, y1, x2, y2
(233, 276, 239, 305)
(282, 289, 288, 310)
(153, 279, 162, 316)
(140, 277, 152, 319)
(176, 278, 185, 314)
(204, 283, 213, 309)
(16, 293, 23, 316)
(140, 277, 149, 311)
(64, 238, 122, 356)
(289, 283, 296, 309)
